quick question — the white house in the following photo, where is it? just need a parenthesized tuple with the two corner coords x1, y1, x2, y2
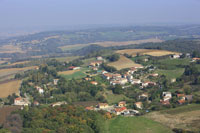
(36, 86, 44, 94)
(162, 92, 172, 101)
(131, 79, 141, 85)
(14, 97, 30, 106)
(53, 79, 59, 85)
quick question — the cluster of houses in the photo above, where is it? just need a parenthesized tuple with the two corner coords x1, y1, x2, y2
(101, 67, 157, 89)
(85, 101, 139, 116)
(160, 92, 193, 105)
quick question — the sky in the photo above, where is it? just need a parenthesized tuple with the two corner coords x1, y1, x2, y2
(0, 0, 200, 32)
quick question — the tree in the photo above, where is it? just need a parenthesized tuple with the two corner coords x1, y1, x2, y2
(111, 85, 123, 94)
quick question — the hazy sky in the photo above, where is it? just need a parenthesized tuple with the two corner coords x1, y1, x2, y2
(0, 0, 200, 31)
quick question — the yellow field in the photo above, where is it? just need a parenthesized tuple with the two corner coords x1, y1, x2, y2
(58, 70, 80, 75)
(0, 80, 21, 98)
(108, 55, 143, 70)
(0, 45, 24, 54)
(95, 38, 163, 47)
(60, 38, 163, 51)
(116, 49, 179, 57)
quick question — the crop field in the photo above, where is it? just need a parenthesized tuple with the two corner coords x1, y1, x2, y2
(0, 80, 21, 98)
(108, 55, 143, 70)
(104, 116, 172, 133)
(116, 49, 179, 57)
(0, 44, 24, 54)
(59, 44, 91, 51)
(95, 38, 163, 47)
(0, 106, 21, 125)
(51, 56, 80, 62)
(145, 104, 200, 132)
(59, 38, 163, 51)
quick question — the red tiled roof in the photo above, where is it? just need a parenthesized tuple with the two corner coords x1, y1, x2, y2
(178, 99, 185, 104)
(115, 107, 127, 112)
(177, 94, 185, 98)
(85, 107, 94, 110)
(15, 97, 21, 101)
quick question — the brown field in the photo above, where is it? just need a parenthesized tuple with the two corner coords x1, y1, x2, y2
(0, 80, 22, 98)
(145, 104, 200, 132)
(0, 45, 24, 54)
(9, 61, 30, 66)
(0, 66, 37, 78)
(0, 106, 21, 125)
(116, 49, 179, 57)
(51, 56, 80, 62)
(0, 61, 6, 64)
(108, 55, 143, 70)
(58, 69, 80, 75)
(95, 38, 163, 47)
(59, 44, 91, 51)
(60, 38, 163, 51)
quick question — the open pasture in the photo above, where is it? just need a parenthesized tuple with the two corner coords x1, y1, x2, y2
(145, 104, 200, 132)
(108, 55, 143, 70)
(105, 116, 172, 133)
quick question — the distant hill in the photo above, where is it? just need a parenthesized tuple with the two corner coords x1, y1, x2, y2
(0, 25, 200, 61)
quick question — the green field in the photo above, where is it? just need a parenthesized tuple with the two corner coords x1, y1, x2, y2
(157, 58, 190, 66)
(145, 104, 200, 131)
(156, 68, 185, 80)
(104, 116, 172, 133)
(60, 69, 87, 80)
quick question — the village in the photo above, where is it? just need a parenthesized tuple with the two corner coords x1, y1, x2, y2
(10, 53, 199, 117)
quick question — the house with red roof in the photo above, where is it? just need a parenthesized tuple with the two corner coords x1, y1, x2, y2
(14, 97, 30, 106)
(114, 106, 127, 115)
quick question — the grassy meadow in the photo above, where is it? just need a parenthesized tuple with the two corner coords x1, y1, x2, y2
(104, 116, 172, 133)
(145, 104, 200, 132)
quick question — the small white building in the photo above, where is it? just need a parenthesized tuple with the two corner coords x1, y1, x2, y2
(131, 79, 141, 85)
(51, 101, 67, 107)
(53, 79, 59, 85)
(162, 92, 172, 101)
(36, 86, 44, 94)
(96, 56, 104, 61)
(171, 54, 180, 59)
